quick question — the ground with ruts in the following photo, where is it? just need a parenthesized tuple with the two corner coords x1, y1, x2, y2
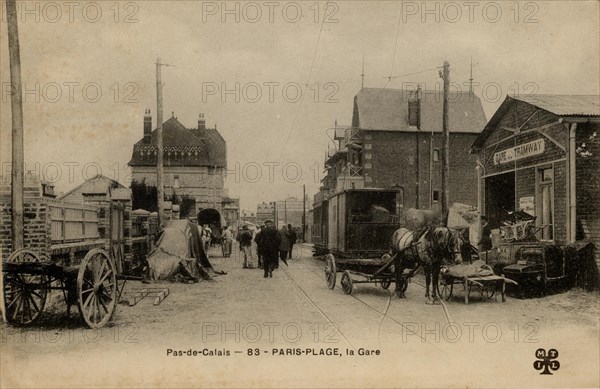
(2, 243, 598, 388)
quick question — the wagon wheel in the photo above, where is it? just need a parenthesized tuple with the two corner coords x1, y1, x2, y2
(341, 270, 353, 295)
(437, 280, 453, 301)
(3, 250, 48, 325)
(77, 249, 117, 329)
(324, 254, 337, 289)
(481, 283, 496, 299)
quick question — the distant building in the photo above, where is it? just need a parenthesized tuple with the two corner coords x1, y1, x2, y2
(128, 111, 227, 218)
(274, 196, 310, 228)
(59, 174, 126, 204)
(318, 88, 487, 210)
(256, 202, 274, 225)
(222, 196, 240, 231)
(241, 211, 257, 225)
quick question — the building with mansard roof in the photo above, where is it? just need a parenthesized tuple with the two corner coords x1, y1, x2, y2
(128, 111, 227, 218)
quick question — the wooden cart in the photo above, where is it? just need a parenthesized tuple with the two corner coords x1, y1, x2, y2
(2, 198, 146, 328)
(437, 264, 518, 304)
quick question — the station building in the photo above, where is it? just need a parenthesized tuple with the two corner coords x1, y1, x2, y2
(471, 94, 600, 282)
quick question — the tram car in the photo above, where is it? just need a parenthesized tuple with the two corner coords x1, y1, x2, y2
(312, 188, 403, 258)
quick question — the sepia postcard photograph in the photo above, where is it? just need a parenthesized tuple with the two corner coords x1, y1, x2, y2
(0, 0, 599, 387)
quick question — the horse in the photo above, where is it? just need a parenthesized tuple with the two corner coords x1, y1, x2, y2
(390, 226, 467, 304)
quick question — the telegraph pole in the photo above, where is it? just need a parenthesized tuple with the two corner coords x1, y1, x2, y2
(302, 185, 306, 242)
(156, 58, 165, 228)
(6, 0, 24, 251)
(440, 61, 450, 221)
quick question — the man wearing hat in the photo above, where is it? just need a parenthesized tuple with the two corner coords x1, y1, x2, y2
(256, 220, 280, 278)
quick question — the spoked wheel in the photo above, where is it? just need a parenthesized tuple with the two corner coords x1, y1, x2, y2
(438, 281, 453, 301)
(77, 249, 117, 329)
(481, 283, 496, 299)
(324, 254, 337, 289)
(341, 270, 353, 295)
(3, 249, 48, 325)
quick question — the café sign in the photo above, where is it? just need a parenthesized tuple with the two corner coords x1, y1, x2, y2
(494, 139, 545, 165)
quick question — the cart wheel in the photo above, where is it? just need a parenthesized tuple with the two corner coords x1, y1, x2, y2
(77, 249, 117, 329)
(481, 283, 496, 299)
(380, 280, 391, 290)
(341, 271, 353, 295)
(324, 254, 337, 289)
(438, 281, 453, 301)
(4, 249, 48, 325)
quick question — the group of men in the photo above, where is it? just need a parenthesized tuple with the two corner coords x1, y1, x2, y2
(201, 221, 298, 279)
(253, 222, 297, 278)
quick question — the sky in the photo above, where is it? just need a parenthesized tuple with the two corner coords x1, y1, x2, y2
(1, 0, 598, 213)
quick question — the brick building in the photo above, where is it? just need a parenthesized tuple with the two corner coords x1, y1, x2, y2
(320, 88, 487, 210)
(471, 94, 600, 283)
(128, 111, 227, 218)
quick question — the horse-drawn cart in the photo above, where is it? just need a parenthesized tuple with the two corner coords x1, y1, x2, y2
(2, 190, 146, 328)
(2, 248, 139, 328)
(320, 189, 406, 295)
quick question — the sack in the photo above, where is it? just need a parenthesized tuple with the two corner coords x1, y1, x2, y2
(446, 260, 494, 278)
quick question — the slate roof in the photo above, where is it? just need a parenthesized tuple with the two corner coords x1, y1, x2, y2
(512, 94, 600, 117)
(472, 94, 600, 151)
(354, 88, 487, 133)
(129, 116, 226, 167)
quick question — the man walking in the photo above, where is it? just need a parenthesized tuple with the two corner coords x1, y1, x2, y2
(222, 225, 233, 258)
(239, 225, 254, 269)
(287, 224, 297, 260)
(256, 220, 280, 278)
(278, 225, 290, 267)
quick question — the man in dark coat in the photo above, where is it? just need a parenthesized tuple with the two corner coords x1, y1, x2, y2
(256, 220, 280, 278)
(238, 225, 254, 269)
(287, 224, 297, 260)
(278, 226, 290, 267)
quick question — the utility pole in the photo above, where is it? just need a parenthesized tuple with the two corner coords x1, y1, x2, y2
(7, 0, 24, 251)
(440, 61, 450, 221)
(302, 185, 306, 242)
(156, 58, 165, 228)
(361, 53, 365, 89)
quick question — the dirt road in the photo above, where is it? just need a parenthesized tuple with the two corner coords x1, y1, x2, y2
(2, 243, 598, 388)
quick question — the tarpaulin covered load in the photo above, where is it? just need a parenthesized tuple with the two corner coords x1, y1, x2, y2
(146, 220, 218, 282)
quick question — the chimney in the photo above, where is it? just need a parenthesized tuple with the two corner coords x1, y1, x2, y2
(407, 87, 421, 129)
(198, 113, 206, 130)
(144, 109, 152, 141)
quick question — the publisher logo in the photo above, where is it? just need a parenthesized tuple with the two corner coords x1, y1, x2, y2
(533, 348, 560, 375)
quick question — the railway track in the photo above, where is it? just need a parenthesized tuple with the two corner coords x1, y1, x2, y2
(279, 252, 450, 352)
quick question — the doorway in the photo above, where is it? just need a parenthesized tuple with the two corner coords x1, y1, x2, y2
(485, 171, 515, 227)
